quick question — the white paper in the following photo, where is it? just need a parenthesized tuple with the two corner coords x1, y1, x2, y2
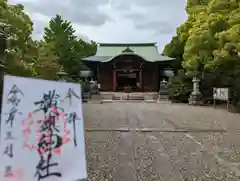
(0, 75, 87, 181)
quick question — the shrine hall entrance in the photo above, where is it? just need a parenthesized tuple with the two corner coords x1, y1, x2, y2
(116, 70, 140, 91)
(112, 54, 144, 92)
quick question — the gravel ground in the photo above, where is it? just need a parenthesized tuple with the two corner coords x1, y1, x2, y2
(82, 102, 240, 181)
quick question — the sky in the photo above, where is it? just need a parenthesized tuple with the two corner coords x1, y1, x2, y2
(8, 0, 188, 52)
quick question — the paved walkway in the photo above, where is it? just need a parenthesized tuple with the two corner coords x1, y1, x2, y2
(82, 102, 240, 181)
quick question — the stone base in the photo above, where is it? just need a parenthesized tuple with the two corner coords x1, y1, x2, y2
(88, 94, 102, 104)
(188, 92, 203, 105)
(144, 100, 156, 103)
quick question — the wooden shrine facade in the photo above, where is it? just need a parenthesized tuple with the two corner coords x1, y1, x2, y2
(81, 43, 174, 92)
(97, 55, 160, 91)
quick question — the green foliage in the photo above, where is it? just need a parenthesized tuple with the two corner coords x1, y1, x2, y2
(164, 0, 240, 104)
(168, 70, 193, 102)
(163, 36, 184, 72)
(0, 2, 97, 82)
(183, 0, 240, 76)
(33, 42, 61, 80)
(0, 3, 30, 73)
(43, 15, 81, 76)
(43, 15, 97, 78)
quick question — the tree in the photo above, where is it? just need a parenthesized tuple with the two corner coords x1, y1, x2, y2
(182, 13, 228, 76)
(163, 35, 184, 72)
(43, 15, 80, 76)
(182, 0, 240, 77)
(168, 70, 192, 102)
(43, 15, 97, 79)
(164, 0, 240, 105)
(163, 16, 194, 73)
(1, 0, 35, 77)
(1, 1, 97, 83)
(33, 42, 61, 80)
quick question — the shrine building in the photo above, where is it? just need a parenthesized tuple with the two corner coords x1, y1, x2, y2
(82, 43, 174, 92)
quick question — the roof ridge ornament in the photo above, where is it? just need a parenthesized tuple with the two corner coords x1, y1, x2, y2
(122, 46, 134, 53)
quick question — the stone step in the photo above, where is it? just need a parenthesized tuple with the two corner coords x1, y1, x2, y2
(83, 93, 90, 101)
(113, 95, 145, 100)
(129, 95, 144, 100)
(113, 96, 123, 100)
(159, 94, 169, 100)
(144, 100, 156, 103)
(91, 94, 101, 100)
(101, 94, 113, 100)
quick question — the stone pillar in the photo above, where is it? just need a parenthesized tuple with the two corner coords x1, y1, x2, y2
(188, 76, 203, 105)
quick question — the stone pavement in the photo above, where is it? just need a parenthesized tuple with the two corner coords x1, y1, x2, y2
(82, 102, 240, 181)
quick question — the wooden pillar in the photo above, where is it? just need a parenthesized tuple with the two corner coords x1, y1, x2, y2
(113, 64, 116, 91)
(139, 62, 144, 92)
(97, 64, 100, 82)
(139, 69, 143, 91)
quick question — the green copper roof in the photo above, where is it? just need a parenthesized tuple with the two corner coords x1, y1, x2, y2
(82, 43, 174, 62)
(99, 43, 157, 46)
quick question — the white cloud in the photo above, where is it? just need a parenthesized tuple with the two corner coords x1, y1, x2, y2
(8, 0, 188, 52)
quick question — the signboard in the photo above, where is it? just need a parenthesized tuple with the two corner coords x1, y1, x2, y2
(0, 75, 87, 181)
(213, 88, 229, 101)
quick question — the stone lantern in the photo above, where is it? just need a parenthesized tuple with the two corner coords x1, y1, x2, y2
(56, 69, 68, 81)
(188, 76, 203, 105)
(163, 69, 174, 78)
(158, 69, 174, 100)
(79, 69, 93, 100)
(79, 69, 93, 83)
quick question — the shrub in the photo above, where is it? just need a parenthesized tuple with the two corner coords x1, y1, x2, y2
(168, 69, 192, 103)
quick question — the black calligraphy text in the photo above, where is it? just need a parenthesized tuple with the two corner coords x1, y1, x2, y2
(35, 90, 62, 181)
(3, 85, 24, 178)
